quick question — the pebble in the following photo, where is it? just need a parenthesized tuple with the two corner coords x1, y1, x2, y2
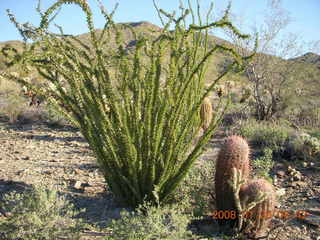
(73, 180, 82, 190)
(84, 186, 104, 194)
(276, 170, 286, 178)
(290, 181, 308, 188)
(42, 170, 52, 175)
(273, 176, 278, 185)
(276, 188, 286, 197)
(294, 174, 302, 181)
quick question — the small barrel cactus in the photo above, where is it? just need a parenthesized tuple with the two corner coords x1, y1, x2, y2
(215, 135, 251, 227)
(200, 97, 213, 132)
(239, 179, 277, 238)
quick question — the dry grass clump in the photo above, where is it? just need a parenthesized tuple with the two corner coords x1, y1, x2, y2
(0, 185, 85, 240)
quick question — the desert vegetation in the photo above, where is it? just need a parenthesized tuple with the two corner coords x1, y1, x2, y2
(0, 0, 319, 239)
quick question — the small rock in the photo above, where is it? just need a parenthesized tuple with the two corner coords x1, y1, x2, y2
(276, 170, 286, 177)
(276, 188, 286, 197)
(42, 170, 52, 175)
(73, 180, 82, 190)
(74, 169, 83, 175)
(273, 176, 278, 185)
(84, 186, 104, 194)
(293, 174, 302, 181)
(310, 162, 315, 167)
(302, 162, 308, 167)
(290, 181, 308, 188)
(22, 156, 30, 160)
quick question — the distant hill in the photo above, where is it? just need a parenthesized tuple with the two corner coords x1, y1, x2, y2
(291, 52, 320, 69)
(0, 21, 319, 87)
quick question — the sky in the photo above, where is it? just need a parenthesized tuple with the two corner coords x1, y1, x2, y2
(1, 0, 319, 54)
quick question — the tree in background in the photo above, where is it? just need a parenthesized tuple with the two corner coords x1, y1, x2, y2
(223, 0, 317, 121)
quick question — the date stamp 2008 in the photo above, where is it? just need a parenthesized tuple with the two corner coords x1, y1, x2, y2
(212, 209, 310, 220)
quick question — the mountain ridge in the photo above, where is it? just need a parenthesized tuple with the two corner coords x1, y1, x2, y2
(1, 21, 318, 58)
(0, 21, 319, 72)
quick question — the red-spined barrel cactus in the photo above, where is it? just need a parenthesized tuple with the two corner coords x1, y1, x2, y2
(200, 97, 213, 132)
(215, 135, 251, 227)
(240, 179, 276, 238)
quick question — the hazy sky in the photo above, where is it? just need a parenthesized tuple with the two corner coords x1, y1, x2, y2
(1, 0, 319, 53)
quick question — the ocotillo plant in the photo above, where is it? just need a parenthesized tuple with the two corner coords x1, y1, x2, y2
(239, 179, 276, 238)
(200, 96, 213, 132)
(1, 0, 256, 208)
(215, 135, 251, 227)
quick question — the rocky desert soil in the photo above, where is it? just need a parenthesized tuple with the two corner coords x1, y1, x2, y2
(0, 117, 319, 240)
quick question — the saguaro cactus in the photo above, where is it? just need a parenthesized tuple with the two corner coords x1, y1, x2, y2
(200, 97, 213, 132)
(215, 135, 251, 227)
(239, 179, 276, 238)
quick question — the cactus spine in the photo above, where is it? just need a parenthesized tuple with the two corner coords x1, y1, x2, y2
(214, 135, 251, 227)
(239, 179, 276, 238)
(200, 97, 213, 132)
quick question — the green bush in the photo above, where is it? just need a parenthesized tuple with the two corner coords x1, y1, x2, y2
(309, 129, 320, 140)
(238, 120, 291, 154)
(44, 102, 70, 127)
(0, 94, 25, 123)
(172, 160, 215, 217)
(288, 133, 320, 161)
(106, 202, 195, 240)
(0, 185, 84, 240)
(252, 148, 274, 178)
(2, 0, 255, 207)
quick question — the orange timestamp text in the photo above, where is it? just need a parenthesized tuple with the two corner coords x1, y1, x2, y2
(212, 209, 310, 220)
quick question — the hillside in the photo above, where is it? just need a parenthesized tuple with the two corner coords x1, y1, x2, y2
(0, 21, 319, 89)
(291, 52, 320, 69)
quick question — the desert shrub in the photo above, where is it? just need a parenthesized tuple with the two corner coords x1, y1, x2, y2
(237, 119, 291, 154)
(171, 159, 215, 217)
(18, 107, 46, 124)
(106, 202, 195, 240)
(251, 148, 274, 179)
(287, 133, 320, 161)
(2, 0, 255, 207)
(0, 185, 84, 240)
(0, 76, 21, 96)
(0, 94, 25, 123)
(239, 120, 320, 162)
(309, 129, 320, 140)
(222, 102, 251, 127)
(288, 106, 320, 129)
(44, 103, 70, 127)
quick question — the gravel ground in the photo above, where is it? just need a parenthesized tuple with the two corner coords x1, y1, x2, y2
(0, 119, 319, 239)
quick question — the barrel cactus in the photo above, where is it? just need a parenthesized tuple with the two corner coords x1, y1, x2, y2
(215, 135, 251, 227)
(200, 97, 213, 132)
(239, 178, 277, 238)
